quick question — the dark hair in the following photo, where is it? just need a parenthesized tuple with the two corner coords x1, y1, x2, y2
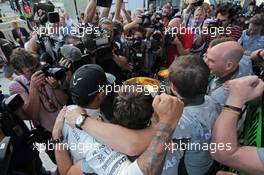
(132, 26, 146, 36)
(71, 92, 98, 108)
(113, 84, 153, 129)
(215, 2, 236, 22)
(10, 48, 38, 73)
(169, 55, 210, 99)
(249, 1, 256, 6)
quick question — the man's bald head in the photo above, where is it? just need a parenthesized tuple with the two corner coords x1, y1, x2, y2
(211, 41, 244, 63)
(206, 41, 244, 77)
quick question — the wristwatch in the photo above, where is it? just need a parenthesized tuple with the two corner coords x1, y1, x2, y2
(75, 114, 88, 130)
(50, 135, 64, 144)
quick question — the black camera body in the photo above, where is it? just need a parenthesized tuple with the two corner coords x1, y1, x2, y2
(38, 34, 64, 62)
(151, 31, 163, 51)
(141, 10, 165, 30)
(0, 94, 24, 115)
(97, 0, 112, 8)
(129, 38, 146, 73)
(33, 1, 56, 25)
(155, 11, 163, 21)
(131, 38, 143, 51)
(207, 18, 223, 28)
(39, 64, 66, 81)
(141, 11, 152, 28)
(192, 0, 204, 7)
(0, 91, 44, 175)
(82, 26, 113, 61)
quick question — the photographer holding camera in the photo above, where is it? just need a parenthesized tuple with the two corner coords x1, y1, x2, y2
(148, 29, 166, 74)
(194, 2, 243, 52)
(127, 27, 149, 77)
(161, 3, 173, 28)
(123, 9, 143, 33)
(9, 48, 68, 133)
(182, 0, 205, 28)
(165, 17, 194, 68)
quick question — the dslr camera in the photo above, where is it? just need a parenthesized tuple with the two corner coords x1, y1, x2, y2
(38, 64, 66, 81)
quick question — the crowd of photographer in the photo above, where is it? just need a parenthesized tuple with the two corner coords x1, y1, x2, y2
(0, 0, 264, 174)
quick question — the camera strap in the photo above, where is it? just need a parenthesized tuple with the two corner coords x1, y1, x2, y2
(185, 13, 192, 28)
(15, 79, 29, 94)
(15, 79, 58, 114)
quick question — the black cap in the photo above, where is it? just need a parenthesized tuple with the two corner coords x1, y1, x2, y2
(70, 64, 115, 106)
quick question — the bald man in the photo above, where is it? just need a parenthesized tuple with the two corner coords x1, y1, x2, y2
(206, 40, 251, 107)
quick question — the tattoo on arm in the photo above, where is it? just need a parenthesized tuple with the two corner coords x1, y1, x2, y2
(137, 123, 174, 175)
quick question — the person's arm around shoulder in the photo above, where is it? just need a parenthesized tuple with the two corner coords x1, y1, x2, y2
(65, 107, 155, 156)
(211, 76, 264, 175)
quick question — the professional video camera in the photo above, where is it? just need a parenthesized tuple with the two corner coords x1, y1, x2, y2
(0, 88, 45, 175)
(33, 1, 58, 25)
(38, 34, 64, 61)
(0, 94, 24, 115)
(17, 0, 59, 26)
(140, 10, 165, 30)
(141, 10, 152, 28)
(81, 25, 113, 61)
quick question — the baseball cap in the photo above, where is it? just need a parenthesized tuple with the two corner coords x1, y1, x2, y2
(70, 64, 115, 106)
(60, 44, 82, 62)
